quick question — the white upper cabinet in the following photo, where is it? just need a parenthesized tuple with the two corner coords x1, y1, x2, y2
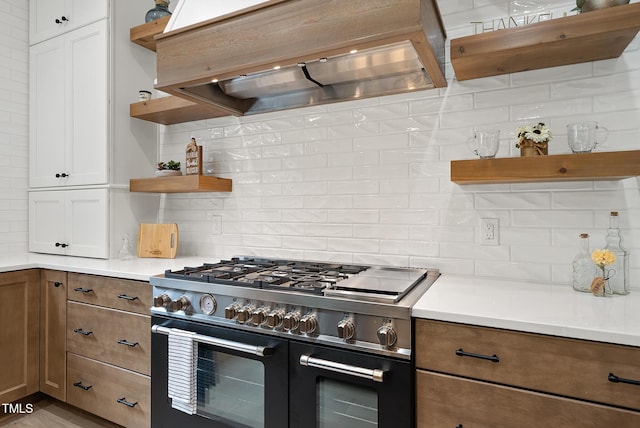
(29, 20, 108, 188)
(30, 0, 108, 45)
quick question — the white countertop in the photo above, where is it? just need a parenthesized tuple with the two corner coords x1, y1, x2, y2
(0, 253, 211, 282)
(412, 275, 640, 347)
(3, 255, 638, 347)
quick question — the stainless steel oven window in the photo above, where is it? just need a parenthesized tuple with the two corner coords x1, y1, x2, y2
(197, 345, 265, 427)
(317, 378, 378, 427)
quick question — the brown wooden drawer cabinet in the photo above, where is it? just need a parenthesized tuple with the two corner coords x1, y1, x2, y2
(67, 272, 151, 315)
(67, 301, 151, 375)
(417, 371, 640, 428)
(67, 353, 150, 428)
(66, 274, 151, 428)
(415, 319, 640, 427)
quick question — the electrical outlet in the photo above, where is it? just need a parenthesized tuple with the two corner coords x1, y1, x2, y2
(481, 218, 499, 246)
(211, 215, 222, 235)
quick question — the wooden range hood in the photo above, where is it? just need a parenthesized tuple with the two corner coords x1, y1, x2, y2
(154, 0, 446, 116)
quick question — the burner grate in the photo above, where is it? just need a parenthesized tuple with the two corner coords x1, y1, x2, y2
(163, 258, 370, 293)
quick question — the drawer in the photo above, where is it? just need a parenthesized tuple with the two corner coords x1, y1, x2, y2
(67, 273, 151, 315)
(415, 319, 640, 410)
(67, 301, 150, 375)
(416, 370, 640, 428)
(67, 353, 150, 428)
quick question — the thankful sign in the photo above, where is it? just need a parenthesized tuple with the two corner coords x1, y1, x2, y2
(185, 138, 202, 175)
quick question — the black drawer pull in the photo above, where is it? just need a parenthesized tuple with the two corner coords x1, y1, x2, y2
(117, 397, 138, 408)
(608, 373, 640, 386)
(73, 287, 93, 293)
(455, 348, 500, 363)
(117, 294, 138, 301)
(53, 281, 63, 287)
(73, 381, 92, 391)
(117, 339, 139, 347)
(456, 425, 463, 428)
(73, 328, 93, 336)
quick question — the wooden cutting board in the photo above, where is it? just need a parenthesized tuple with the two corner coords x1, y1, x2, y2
(137, 223, 178, 258)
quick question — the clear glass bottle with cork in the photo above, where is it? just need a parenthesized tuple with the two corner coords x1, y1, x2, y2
(603, 211, 629, 294)
(572, 233, 596, 292)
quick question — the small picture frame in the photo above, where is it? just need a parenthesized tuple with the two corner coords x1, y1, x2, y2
(185, 137, 202, 175)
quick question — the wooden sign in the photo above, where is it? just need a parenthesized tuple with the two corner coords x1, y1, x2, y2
(185, 137, 202, 175)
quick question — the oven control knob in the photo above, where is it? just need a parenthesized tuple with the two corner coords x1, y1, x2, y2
(283, 312, 300, 332)
(376, 325, 398, 347)
(299, 314, 318, 334)
(168, 296, 190, 312)
(337, 319, 355, 341)
(237, 305, 255, 323)
(224, 303, 240, 320)
(153, 294, 171, 308)
(266, 310, 285, 329)
(251, 308, 269, 326)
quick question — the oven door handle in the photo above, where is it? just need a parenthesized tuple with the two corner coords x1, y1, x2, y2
(299, 355, 385, 383)
(152, 325, 272, 357)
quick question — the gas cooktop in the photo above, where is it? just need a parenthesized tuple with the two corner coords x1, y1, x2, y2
(162, 257, 428, 303)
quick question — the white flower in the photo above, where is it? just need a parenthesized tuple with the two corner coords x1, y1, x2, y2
(516, 122, 552, 147)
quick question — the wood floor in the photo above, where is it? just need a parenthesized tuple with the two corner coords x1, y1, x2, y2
(0, 395, 121, 428)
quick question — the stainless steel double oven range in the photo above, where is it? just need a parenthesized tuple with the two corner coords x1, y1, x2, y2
(150, 257, 439, 428)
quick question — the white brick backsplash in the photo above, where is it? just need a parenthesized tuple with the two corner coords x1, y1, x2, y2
(304, 224, 353, 237)
(327, 180, 379, 195)
(328, 238, 379, 254)
(354, 103, 409, 121)
(0, 0, 27, 255)
(261, 196, 303, 209)
(353, 195, 409, 209)
(354, 224, 409, 240)
(476, 192, 552, 209)
(148, 2, 640, 289)
(328, 210, 379, 224)
(513, 210, 594, 228)
(282, 209, 327, 223)
(303, 195, 352, 209)
(282, 236, 327, 251)
(327, 122, 379, 139)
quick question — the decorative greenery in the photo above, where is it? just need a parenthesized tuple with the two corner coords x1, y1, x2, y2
(515, 122, 552, 148)
(573, 0, 585, 12)
(157, 160, 181, 171)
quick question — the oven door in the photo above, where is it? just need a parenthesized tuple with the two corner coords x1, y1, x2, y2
(151, 315, 288, 428)
(289, 341, 413, 428)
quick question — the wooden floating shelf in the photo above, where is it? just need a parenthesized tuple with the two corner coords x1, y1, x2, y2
(130, 15, 171, 51)
(130, 175, 233, 193)
(129, 16, 228, 125)
(450, 150, 640, 184)
(130, 97, 227, 125)
(451, 3, 640, 81)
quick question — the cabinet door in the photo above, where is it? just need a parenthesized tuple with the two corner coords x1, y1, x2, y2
(29, 191, 66, 255)
(29, 36, 66, 188)
(29, 189, 108, 258)
(0, 270, 40, 403)
(30, 0, 108, 45)
(65, 189, 109, 258)
(40, 270, 67, 401)
(65, 20, 109, 187)
(29, 20, 108, 188)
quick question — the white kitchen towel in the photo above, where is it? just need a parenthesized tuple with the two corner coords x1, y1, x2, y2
(167, 328, 198, 415)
